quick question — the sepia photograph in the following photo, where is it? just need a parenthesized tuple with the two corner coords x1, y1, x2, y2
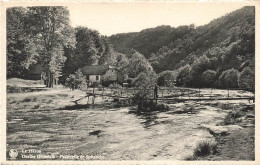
(1, 1, 257, 163)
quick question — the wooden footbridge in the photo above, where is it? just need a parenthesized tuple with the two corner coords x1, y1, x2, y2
(73, 87, 255, 104)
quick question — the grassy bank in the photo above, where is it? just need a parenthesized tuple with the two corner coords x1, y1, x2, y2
(186, 103, 255, 160)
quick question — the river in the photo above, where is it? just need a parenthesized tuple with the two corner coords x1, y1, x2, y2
(7, 100, 228, 160)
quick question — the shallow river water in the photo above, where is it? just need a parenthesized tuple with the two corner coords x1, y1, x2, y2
(7, 101, 228, 160)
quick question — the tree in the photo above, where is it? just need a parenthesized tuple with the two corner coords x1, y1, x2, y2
(209, 57, 219, 71)
(98, 38, 118, 66)
(114, 53, 129, 79)
(202, 70, 217, 88)
(219, 68, 239, 89)
(26, 7, 75, 87)
(176, 64, 191, 86)
(157, 70, 177, 87)
(190, 55, 210, 87)
(65, 69, 85, 90)
(74, 27, 103, 67)
(133, 72, 153, 88)
(238, 67, 254, 90)
(7, 7, 38, 78)
(128, 51, 155, 78)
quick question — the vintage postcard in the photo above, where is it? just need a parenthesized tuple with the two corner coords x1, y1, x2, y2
(1, 0, 259, 164)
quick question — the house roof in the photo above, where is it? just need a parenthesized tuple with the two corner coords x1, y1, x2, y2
(27, 64, 43, 74)
(80, 65, 111, 75)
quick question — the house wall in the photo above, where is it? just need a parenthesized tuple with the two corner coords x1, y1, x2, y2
(102, 69, 124, 83)
(89, 75, 101, 83)
(25, 74, 42, 80)
(26, 64, 43, 80)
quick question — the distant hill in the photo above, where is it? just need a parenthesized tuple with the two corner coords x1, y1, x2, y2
(108, 6, 255, 73)
(109, 25, 193, 59)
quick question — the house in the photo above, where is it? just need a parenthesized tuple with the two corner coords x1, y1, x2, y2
(25, 64, 43, 80)
(80, 65, 124, 86)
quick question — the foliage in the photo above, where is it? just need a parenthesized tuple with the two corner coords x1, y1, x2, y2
(131, 89, 169, 112)
(128, 51, 155, 79)
(156, 70, 177, 87)
(238, 67, 254, 90)
(202, 70, 217, 87)
(65, 74, 76, 90)
(7, 7, 38, 78)
(176, 64, 191, 86)
(74, 27, 104, 66)
(190, 55, 210, 87)
(224, 109, 245, 125)
(131, 72, 160, 111)
(219, 68, 239, 88)
(193, 141, 218, 157)
(136, 100, 170, 112)
(125, 78, 134, 86)
(109, 25, 184, 59)
(7, 85, 24, 93)
(109, 83, 122, 89)
(132, 72, 154, 88)
(109, 7, 255, 89)
(23, 7, 76, 87)
(65, 70, 85, 90)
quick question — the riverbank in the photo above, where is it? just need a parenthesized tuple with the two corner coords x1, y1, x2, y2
(187, 103, 255, 160)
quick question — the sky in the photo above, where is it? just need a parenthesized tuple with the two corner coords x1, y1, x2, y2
(67, 3, 247, 36)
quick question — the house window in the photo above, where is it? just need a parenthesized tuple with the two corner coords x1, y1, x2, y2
(96, 76, 99, 80)
(86, 75, 89, 80)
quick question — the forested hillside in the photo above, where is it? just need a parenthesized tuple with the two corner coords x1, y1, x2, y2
(109, 6, 255, 89)
(109, 25, 194, 59)
(7, 6, 255, 90)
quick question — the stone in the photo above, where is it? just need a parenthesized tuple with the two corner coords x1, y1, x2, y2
(225, 125, 244, 131)
(201, 124, 228, 135)
(201, 124, 244, 135)
(241, 124, 254, 127)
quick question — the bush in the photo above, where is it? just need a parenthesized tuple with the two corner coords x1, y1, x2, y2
(109, 83, 122, 89)
(137, 100, 170, 112)
(219, 68, 239, 88)
(202, 70, 217, 87)
(176, 64, 191, 86)
(22, 97, 32, 102)
(239, 67, 254, 90)
(65, 70, 85, 90)
(7, 85, 23, 93)
(131, 90, 169, 112)
(132, 72, 153, 87)
(113, 98, 131, 108)
(193, 141, 218, 157)
(157, 70, 177, 87)
(224, 109, 245, 125)
(102, 81, 118, 87)
(126, 78, 134, 87)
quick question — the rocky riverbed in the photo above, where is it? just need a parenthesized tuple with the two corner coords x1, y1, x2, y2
(6, 88, 254, 160)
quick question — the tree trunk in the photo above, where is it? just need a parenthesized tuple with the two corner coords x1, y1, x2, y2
(46, 70, 54, 88)
(210, 84, 212, 98)
(199, 87, 201, 98)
